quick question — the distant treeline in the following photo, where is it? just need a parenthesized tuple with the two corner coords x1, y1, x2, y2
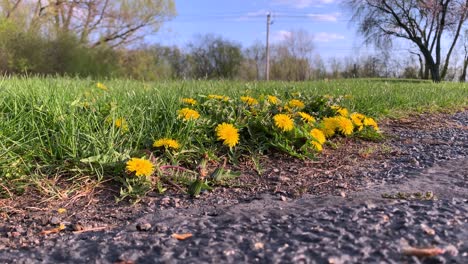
(0, 22, 466, 81)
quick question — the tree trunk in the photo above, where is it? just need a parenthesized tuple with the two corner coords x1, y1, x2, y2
(460, 57, 468, 82)
(423, 63, 430, 79)
(417, 54, 423, 79)
(429, 63, 441, 82)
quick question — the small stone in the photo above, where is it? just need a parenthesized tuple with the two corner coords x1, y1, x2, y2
(280, 195, 288, 201)
(72, 223, 85, 232)
(340, 191, 346, 197)
(254, 242, 264, 250)
(160, 197, 171, 205)
(154, 224, 168, 233)
(336, 183, 347, 189)
(14, 226, 25, 233)
(49, 216, 60, 225)
(278, 176, 291, 182)
(421, 223, 435, 236)
(273, 168, 280, 173)
(445, 244, 458, 256)
(136, 222, 152, 231)
(173, 198, 181, 207)
(10, 231, 21, 238)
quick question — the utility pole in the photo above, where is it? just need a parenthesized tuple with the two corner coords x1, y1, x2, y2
(266, 13, 271, 81)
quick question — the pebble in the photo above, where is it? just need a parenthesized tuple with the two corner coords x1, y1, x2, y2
(49, 217, 60, 225)
(136, 223, 152, 232)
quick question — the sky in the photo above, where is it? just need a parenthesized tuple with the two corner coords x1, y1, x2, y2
(150, 0, 380, 59)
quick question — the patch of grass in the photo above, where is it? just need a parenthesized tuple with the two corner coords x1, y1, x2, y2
(0, 77, 466, 200)
(382, 191, 437, 201)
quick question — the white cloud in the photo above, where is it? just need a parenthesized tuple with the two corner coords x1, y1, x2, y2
(314, 32, 345, 42)
(273, 0, 336, 9)
(308, 12, 340, 22)
(272, 30, 293, 42)
(237, 9, 269, 21)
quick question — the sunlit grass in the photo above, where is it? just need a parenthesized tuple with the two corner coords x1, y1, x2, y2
(0, 77, 466, 199)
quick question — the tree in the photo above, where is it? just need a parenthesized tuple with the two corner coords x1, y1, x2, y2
(189, 34, 243, 79)
(460, 29, 468, 81)
(244, 41, 265, 80)
(270, 29, 314, 81)
(1, 0, 176, 48)
(346, 0, 468, 82)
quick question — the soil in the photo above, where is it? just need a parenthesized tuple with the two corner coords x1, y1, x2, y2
(0, 110, 467, 263)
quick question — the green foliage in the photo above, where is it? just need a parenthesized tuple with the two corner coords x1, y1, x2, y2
(0, 22, 119, 77)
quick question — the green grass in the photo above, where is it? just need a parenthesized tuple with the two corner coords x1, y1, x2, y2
(0, 77, 467, 199)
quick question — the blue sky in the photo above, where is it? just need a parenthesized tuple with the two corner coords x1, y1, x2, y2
(150, 0, 378, 59)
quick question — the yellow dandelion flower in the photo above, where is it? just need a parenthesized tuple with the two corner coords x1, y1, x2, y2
(178, 108, 200, 121)
(153, 138, 180, 150)
(126, 158, 154, 177)
(336, 116, 354, 136)
(321, 117, 339, 138)
(273, 114, 294, 132)
(287, 99, 305, 109)
(182, 98, 197, 106)
(215, 123, 240, 148)
(208, 94, 229, 101)
(350, 113, 365, 126)
(311, 141, 323, 152)
(96, 82, 108, 91)
(267, 95, 280, 105)
(363, 117, 379, 131)
(310, 128, 326, 144)
(298, 112, 316, 123)
(241, 96, 259, 106)
(115, 118, 129, 132)
(337, 108, 349, 117)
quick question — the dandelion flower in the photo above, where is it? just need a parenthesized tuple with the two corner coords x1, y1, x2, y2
(241, 96, 259, 106)
(310, 129, 326, 144)
(208, 94, 229, 101)
(126, 158, 154, 177)
(215, 123, 239, 148)
(178, 108, 200, 121)
(321, 117, 339, 138)
(298, 112, 315, 123)
(182, 98, 197, 106)
(311, 141, 323, 152)
(153, 138, 180, 150)
(364, 117, 379, 131)
(115, 118, 129, 132)
(273, 114, 294, 132)
(96, 82, 108, 91)
(335, 116, 354, 136)
(287, 99, 305, 109)
(337, 108, 349, 117)
(267, 95, 280, 105)
(350, 113, 365, 126)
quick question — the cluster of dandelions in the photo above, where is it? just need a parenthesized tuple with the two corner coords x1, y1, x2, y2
(124, 93, 380, 178)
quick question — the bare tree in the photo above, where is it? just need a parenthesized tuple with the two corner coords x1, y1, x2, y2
(1, 0, 176, 48)
(0, 0, 23, 19)
(270, 29, 314, 81)
(346, 0, 468, 82)
(244, 41, 265, 80)
(460, 29, 468, 81)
